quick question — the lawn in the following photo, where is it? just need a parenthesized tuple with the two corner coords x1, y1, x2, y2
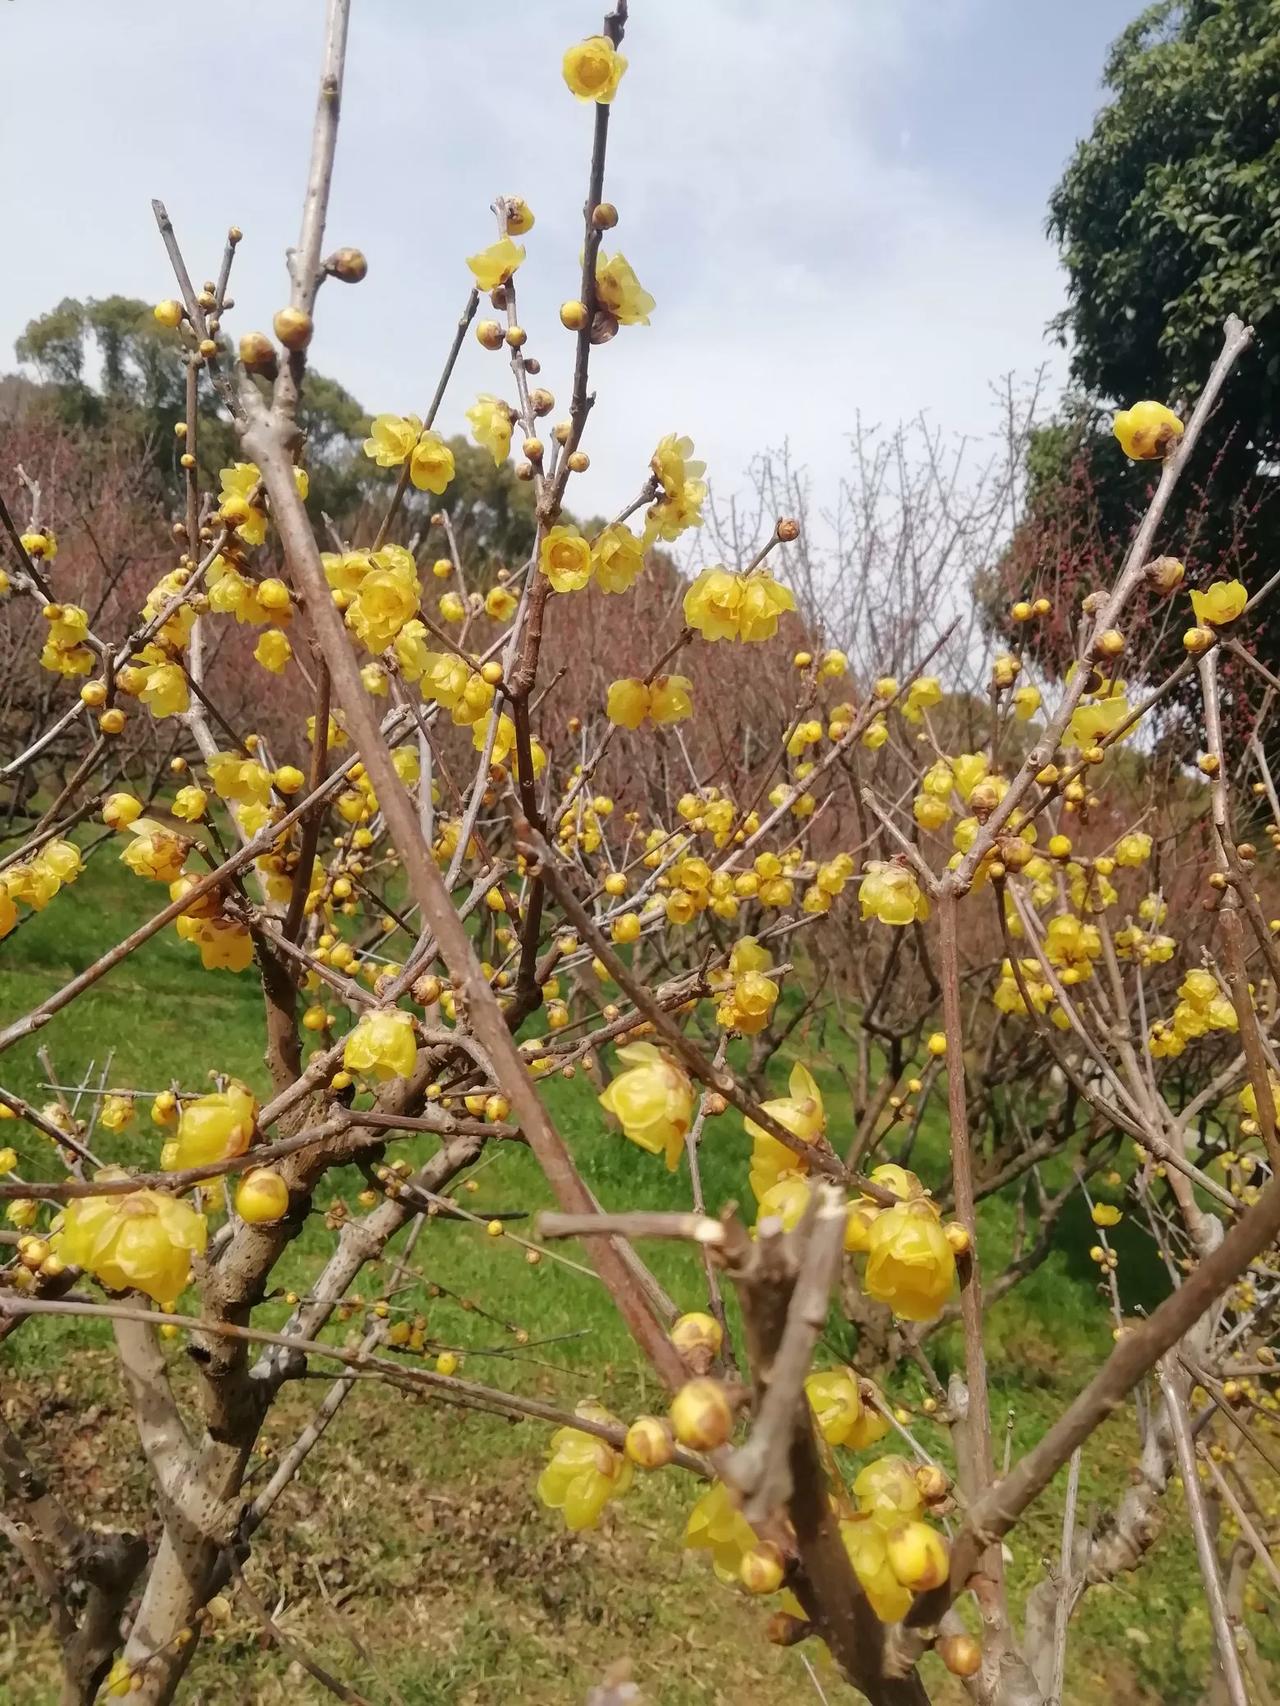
(0, 849, 1235, 1703)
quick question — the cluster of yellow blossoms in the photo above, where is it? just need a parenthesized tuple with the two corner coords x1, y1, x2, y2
(37, 1081, 279, 1304)
(683, 567, 796, 643)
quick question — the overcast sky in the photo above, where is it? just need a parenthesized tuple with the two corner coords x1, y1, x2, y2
(0, 0, 1134, 518)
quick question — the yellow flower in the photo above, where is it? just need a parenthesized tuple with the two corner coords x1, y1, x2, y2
(649, 674, 693, 724)
(738, 571, 796, 642)
(466, 236, 525, 292)
(409, 431, 455, 495)
(438, 590, 465, 623)
(955, 754, 989, 798)
(171, 785, 208, 822)
(606, 674, 692, 728)
(485, 584, 518, 621)
(540, 525, 593, 593)
(422, 652, 494, 727)
(466, 394, 514, 466)
(178, 916, 254, 973)
(1013, 684, 1042, 721)
(363, 414, 421, 468)
(902, 677, 942, 724)
(719, 968, 779, 1036)
(884, 1520, 949, 1592)
(853, 1456, 924, 1528)
(914, 793, 950, 831)
(595, 251, 654, 326)
(207, 752, 273, 805)
(1065, 694, 1130, 751)
(504, 197, 535, 235)
(862, 1201, 955, 1322)
(1091, 1202, 1122, 1227)
(347, 553, 421, 652)
(167, 1084, 257, 1170)
(322, 550, 372, 597)
(805, 1367, 865, 1447)
(121, 820, 189, 884)
(745, 1062, 825, 1201)
(1190, 579, 1247, 628)
(646, 434, 707, 541)
(393, 618, 431, 681)
(562, 35, 628, 103)
(254, 628, 293, 674)
(598, 1041, 694, 1170)
(235, 1168, 290, 1225)
(607, 677, 650, 729)
(859, 861, 929, 926)
(343, 1009, 418, 1082)
(1115, 831, 1152, 867)
(138, 662, 189, 719)
(592, 524, 645, 593)
(536, 1401, 633, 1530)
(685, 1482, 759, 1583)
(840, 1518, 912, 1622)
(218, 462, 268, 545)
(21, 528, 56, 560)
(472, 709, 518, 766)
(684, 567, 742, 640)
(100, 1094, 136, 1133)
(55, 1172, 207, 1304)
(1113, 400, 1184, 460)
(36, 840, 83, 888)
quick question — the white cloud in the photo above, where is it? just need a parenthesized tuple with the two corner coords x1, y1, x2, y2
(0, 0, 1065, 523)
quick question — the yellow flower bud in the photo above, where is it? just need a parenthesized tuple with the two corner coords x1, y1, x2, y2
(273, 306, 313, 350)
(235, 1168, 290, 1224)
(884, 1519, 949, 1590)
(740, 1542, 786, 1595)
(670, 1310, 723, 1370)
(625, 1415, 675, 1469)
(670, 1378, 733, 1450)
(939, 1634, 982, 1677)
(1112, 400, 1183, 460)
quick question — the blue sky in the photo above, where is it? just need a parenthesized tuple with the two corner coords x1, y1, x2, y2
(0, 0, 1135, 516)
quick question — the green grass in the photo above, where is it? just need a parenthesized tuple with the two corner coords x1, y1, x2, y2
(0, 852, 1254, 1702)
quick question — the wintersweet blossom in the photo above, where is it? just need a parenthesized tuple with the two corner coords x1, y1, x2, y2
(901, 677, 942, 724)
(121, 821, 189, 884)
(540, 525, 594, 592)
(605, 675, 692, 729)
(1190, 579, 1247, 627)
(862, 1201, 956, 1321)
(646, 434, 706, 541)
(840, 1519, 912, 1622)
(466, 237, 525, 292)
(536, 1401, 633, 1530)
(165, 1084, 258, 1170)
(804, 1367, 865, 1447)
(562, 35, 628, 102)
(595, 251, 654, 325)
(598, 1041, 694, 1170)
(591, 524, 645, 592)
(466, 394, 515, 466)
(744, 1061, 825, 1201)
(685, 1482, 760, 1582)
(859, 861, 929, 926)
(254, 628, 292, 673)
(56, 1172, 207, 1304)
(343, 1009, 418, 1082)
(1113, 400, 1184, 460)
